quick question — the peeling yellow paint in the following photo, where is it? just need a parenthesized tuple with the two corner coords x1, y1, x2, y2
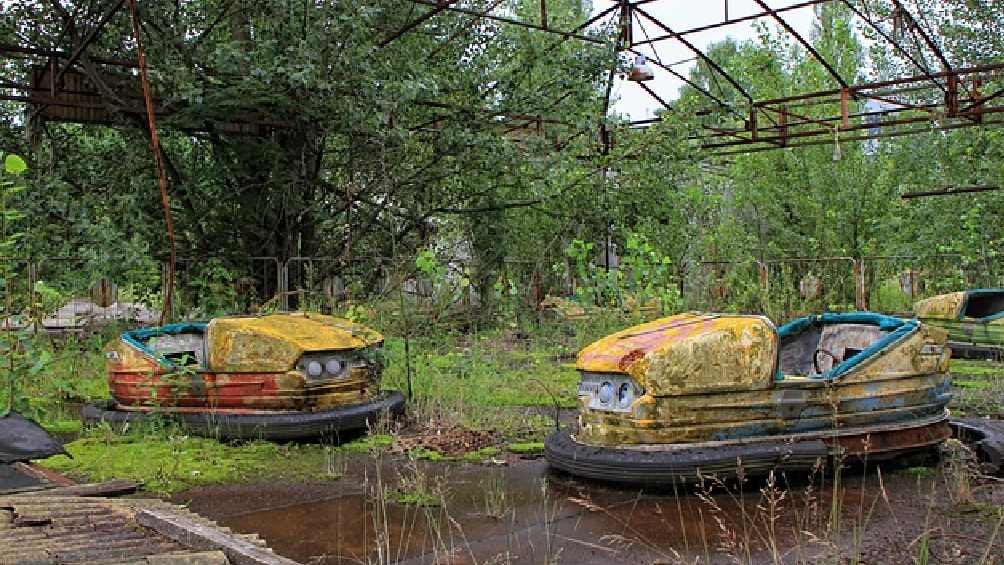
(106, 312, 385, 412)
(914, 292, 965, 319)
(574, 314, 951, 447)
(578, 313, 777, 395)
(207, 313, 383, 372)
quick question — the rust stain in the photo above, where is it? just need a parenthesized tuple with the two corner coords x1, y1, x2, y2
(618, 348, 646, 372)
(824, 421, 952, 456)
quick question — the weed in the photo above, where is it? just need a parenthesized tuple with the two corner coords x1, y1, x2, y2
(478, 471, 511, 520)
(940, 438, 978, 507)
(392, 457, 445, 507)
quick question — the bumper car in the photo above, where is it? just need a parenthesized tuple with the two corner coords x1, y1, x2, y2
(83, 312, 404, 440)
(545, 312, 954, 484)
(914, 289, 1004, 359)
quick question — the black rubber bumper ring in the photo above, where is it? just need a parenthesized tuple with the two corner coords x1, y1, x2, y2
(82, 391, 406, 441)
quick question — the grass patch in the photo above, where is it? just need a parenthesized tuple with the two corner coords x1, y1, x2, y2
(948, 360, 1004, 417)
(379, 310, 647, 411)
(954, 379, 992, 390)
(42, 419, 82, 434)
(461, 446, 501, 462)
(950, 359, 1004, 377)
(381, 336, 580, 408)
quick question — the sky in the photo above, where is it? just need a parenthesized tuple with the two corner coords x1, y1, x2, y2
(599, 0, 817, 120)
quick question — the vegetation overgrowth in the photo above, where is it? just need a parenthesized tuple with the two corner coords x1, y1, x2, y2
(0, 2, 1001, 324)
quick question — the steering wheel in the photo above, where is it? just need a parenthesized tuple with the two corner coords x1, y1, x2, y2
(813, 348, 839, 375)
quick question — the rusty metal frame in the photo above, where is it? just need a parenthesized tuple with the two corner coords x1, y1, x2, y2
(3, 1, 1003, 155)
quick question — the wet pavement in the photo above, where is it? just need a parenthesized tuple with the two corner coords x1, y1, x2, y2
(170, 453, 954, 564)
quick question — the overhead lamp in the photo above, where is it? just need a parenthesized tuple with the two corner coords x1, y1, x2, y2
(628, 55, 654, 82)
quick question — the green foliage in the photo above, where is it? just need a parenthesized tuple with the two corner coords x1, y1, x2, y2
(3, 155, 26, 175)
(415, 249, 445, 279)
(562, 233, 681, 313)
(3, 2, 1003, 323)
(180, 258, 237, 317)
(0, 152, 43, 417)
(381, 333, 580, 409)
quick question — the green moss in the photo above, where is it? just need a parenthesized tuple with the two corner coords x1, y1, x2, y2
(408, 447, 448, 461)
(40, 433, 339, 494)
(406, 446, 501, 462)
(506, 441, 544, 454)
(339, 434, 395, 453)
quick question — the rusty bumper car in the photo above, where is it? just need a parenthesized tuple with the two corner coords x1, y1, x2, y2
(914, 289, 1004, 360)
(545, 312, 955, 484)
(83, 313, 404, 440)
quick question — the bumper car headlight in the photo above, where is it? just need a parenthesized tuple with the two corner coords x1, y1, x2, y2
(578, 372, 643, 413)
(298, 350, 377, 383)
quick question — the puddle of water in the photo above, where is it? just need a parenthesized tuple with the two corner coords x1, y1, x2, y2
(176, 453, 938, 564)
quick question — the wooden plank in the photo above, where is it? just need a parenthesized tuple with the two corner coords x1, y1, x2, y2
(136, 508, 301, 565)
(31, 479, 139, 497)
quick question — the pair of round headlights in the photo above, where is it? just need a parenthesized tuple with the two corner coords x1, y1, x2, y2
(597, 381, 634, 407)
(305, 358, 345, 378)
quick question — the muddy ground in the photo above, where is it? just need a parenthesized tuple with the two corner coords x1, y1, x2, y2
(174, 448, 1004, 564)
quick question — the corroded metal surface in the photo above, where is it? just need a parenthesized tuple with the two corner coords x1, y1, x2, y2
(824, 420, 952, 458)
(106, 313, 384, 412)
(577, 313, 777, 395)
(914, 292, 965, 319)
(574, 313, 952, 448)
(546, 416, 954, 483)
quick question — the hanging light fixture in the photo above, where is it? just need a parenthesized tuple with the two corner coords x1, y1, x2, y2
(628, 54, 654, 82)
(832, 127, 842, 161)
